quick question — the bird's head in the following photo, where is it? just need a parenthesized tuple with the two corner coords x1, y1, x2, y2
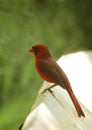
(28, 44, 52, 59)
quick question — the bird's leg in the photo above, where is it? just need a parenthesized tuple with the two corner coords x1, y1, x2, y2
(42, 83, 57, 94)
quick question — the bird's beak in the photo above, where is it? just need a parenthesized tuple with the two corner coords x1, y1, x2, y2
(28, 48, 34, 53)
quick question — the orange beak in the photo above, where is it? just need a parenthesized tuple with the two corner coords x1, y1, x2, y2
(28, 48, 34, 53)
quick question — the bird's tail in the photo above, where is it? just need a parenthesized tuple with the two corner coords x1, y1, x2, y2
(67, 87, 85, 117)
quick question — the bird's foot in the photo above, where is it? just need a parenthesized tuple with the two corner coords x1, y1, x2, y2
(41, 84, 57, 94)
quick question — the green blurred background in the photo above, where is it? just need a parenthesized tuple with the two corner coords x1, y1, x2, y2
(0, 0, 92, 130)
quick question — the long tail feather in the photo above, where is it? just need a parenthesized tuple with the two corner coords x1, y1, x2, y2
(67, 87, 85, 117)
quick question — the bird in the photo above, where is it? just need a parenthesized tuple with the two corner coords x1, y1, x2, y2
(28, 44, 85, 117)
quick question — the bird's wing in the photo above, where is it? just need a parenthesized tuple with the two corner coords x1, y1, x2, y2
(36, 58, 70, 89)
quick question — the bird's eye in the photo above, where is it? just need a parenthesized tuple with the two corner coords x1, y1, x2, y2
(32, 47, 38, 55)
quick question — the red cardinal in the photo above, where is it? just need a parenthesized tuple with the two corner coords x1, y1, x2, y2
(28, 44, 85, 117)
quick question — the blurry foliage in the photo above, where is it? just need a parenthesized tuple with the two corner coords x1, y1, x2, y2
(0, 0, 92, 130)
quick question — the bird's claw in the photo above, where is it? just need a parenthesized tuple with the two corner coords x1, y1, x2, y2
(42, 88, 53, 94)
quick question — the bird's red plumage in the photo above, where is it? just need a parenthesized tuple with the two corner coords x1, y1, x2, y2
(28, 44, 85, 117)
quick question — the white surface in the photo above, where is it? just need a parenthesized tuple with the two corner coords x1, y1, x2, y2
(21, 85, 92, 130)
(21, 51, 92, 130)
(57, 51, 92, 112)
